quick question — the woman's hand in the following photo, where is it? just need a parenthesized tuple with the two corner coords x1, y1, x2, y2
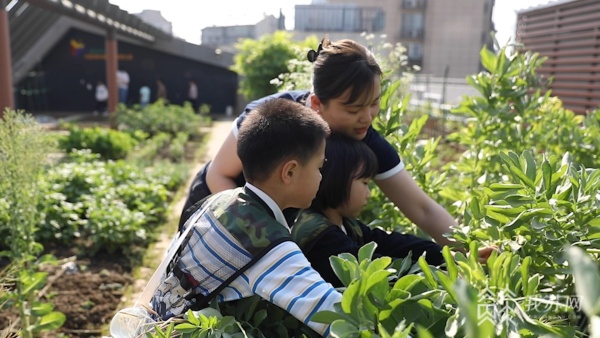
(475, 246, 496, 264)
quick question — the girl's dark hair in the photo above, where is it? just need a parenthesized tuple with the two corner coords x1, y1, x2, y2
(312, 38, 382, 106)
(311, 133, 378, 211)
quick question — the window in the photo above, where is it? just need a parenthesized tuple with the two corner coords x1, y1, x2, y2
(408, 43, 423, 60)
(401, 13, 424, 38)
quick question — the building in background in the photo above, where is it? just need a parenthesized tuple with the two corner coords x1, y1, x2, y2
(288, 0, 494, 106)
(291, 4, 383, 44)
(7, 1, 237, 114)
(318, 0, 495, 79)
(134, 10, 173, 35)
(201, 14, 285, 53)
(516, 0, 600, 114)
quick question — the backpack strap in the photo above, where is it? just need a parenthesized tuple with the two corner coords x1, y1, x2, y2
(182, 237, 292, 311)
(178, 193, 213, 232)
(136, 202, 209, 307)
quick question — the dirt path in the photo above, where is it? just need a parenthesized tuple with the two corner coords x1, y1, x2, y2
(121, 118, 234, 308)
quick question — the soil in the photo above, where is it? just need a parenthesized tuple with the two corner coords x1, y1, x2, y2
(0, 249, 133, 338)
(0, 119, 233, 338)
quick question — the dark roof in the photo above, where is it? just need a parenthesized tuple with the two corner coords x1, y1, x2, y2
(7, 0, 234, 82)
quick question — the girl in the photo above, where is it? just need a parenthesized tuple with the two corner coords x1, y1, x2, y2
(181, 37, 457, 248)
(291, 133, 444, 287)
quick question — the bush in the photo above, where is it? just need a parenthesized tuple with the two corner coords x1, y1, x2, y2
(59, 124, 138, 160)
(35, 150, 178, 257)
(116, 100, 209, 138)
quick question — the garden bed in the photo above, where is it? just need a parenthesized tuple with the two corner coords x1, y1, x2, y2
(0, 105, 211, 337)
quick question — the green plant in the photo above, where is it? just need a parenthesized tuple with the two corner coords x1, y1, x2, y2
(168, 132, 190, 163)
(148, 308, 247, 338)
(566, 246, 600, 335)
(59, 124, 138, 160)
(362, 79, 445, 237)
(199, 103, 211, 116)
(454, 150, 600, 298)
(127, 132, 172, 164)
(314, 242, 577, 337)
(0, 110, 65, 337)
(36, 150, 175, 257)
(116, 100, 209, 138)
(233, 31, 318, 100)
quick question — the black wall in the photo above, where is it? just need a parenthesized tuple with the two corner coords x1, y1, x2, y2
(16, 28, 238, 113)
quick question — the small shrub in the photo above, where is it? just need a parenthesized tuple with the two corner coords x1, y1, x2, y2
(35, 150, 175, 257)
(116, 100, 209, 139)
(59, 125, 137, 160)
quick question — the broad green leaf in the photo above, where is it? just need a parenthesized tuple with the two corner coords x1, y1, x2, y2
(485, 210, 512, 224)
(507, 163, 536, 189)
(485, 204, 526, 216)
(469, 196, 484, 219)
(365, 257, 392, 276)
(341, 280, 360, 314)
(588, 217, 600, 227)
(311, 310, 352, 324)
(480, 46, 497, 73)
(417, 325, 434, 338)
(164, 322, 175, 337)
(330, 319, 359, 337)
(175, 322, 199, 333)
(444, 312, 459, 338)
(358, 242, 377, 262)
(33, 311, 66, 332)
(523, 150, 537, 183)
(489, 183, 523, 190)
(566, 246, 600, 316)
(21, 271, 47, 295)
(442, 246, 458, 281)
(187, 309, 201, 326)
(435, 271, 458, 302)
(253, 309, 267, 327)
(392, 274, 425, 293)
(330, 256, 355, 287)
(394, 252, 414, 277)
(417, 257, 437, 289)
(194, 307, 223, 320)
(365, 270, 393, 307)
(31, 302, 53, 316)
(542, 159, 553, 199)
(520, 256, 531, 296)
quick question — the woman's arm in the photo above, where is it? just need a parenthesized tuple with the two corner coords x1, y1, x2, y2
(375, 169, 458, 248)
(205, 129, 244, 193)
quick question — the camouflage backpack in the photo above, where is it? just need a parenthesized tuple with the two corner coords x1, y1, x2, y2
(153, 187, 293, 318)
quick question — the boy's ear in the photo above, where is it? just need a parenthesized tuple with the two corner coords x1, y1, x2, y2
(280, 160, 299, 184)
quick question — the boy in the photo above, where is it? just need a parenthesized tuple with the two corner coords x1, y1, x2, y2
(151, 98, 339, 336)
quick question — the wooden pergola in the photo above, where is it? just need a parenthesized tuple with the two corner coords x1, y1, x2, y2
(0, 0, 168, 122)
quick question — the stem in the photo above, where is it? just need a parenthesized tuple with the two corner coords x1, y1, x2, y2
(18, 270, 33, 338)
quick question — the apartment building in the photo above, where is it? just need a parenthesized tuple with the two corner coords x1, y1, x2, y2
(516, 0, 600, 114)
(311, 0, 495, 78)
(201, 15, 285, 53)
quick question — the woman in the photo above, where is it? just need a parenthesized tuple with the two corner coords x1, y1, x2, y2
(182, 38, 456, 247)
(292, 133, 445, 287)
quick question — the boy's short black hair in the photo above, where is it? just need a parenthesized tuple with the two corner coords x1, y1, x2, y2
(311, 133, 378, 210)
(237, 98, 330, 183)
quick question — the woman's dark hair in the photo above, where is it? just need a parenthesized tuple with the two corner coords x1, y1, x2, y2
(311, 38, 382, 106)
(238, 98, 330, 183)
(311, 133, 378, 211)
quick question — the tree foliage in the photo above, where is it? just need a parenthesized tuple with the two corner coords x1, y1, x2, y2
(232, 31, 318, 100)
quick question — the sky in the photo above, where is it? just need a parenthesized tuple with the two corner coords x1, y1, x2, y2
(109, 0, 556, 46)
